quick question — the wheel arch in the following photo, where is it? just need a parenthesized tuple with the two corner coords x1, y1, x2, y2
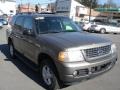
(100, 28, 106, 31)
(37, 53, 62, 82)
(100, 28, 106, 33)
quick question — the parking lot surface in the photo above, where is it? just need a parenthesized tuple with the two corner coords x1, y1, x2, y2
(0, 27, 120, 90)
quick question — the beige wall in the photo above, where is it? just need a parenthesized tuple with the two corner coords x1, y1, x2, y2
(87, 8, 100, 16)
(18, 5, 35, 12)
(86, 8, 120, 18)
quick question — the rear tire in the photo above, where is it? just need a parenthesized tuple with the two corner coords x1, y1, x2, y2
(39, 59, 60, 90)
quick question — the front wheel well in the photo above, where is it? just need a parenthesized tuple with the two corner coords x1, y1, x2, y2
(37, 53, 61, 82)
(38, 53, 59, 74)
(100, 28, 106, 31)
(38, 53, 54, 65)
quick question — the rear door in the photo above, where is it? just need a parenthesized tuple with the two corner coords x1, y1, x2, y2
(12, 16, 24, 53)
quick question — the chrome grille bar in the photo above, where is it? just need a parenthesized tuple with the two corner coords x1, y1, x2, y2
(84, 45, 111, 59)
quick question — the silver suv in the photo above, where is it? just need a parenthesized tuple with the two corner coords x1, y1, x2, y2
(7, 13, 117, 90)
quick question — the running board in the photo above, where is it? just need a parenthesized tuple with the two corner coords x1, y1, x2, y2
(15, 52, 39, 72)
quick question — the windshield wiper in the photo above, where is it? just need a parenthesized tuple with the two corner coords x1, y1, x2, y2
(49, 31, 61, 33)
(39, 30, 77, 34)
(40, 31, 61, 34)
(62, 30, 77, 32)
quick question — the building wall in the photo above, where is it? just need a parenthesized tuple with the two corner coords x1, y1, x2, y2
(0, 0, 16, 15)
(18, 4, 50, 13)
(56, 0, 71, 12)
(56, 0, 87, 21)
(85, 8, 120, 21)
(18, 4, 35, 13)
(70, 0, 87, 21)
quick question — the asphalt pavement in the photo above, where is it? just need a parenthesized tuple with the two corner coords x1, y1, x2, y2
(0, 26, 120, 90)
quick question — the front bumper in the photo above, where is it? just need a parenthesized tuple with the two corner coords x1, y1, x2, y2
(56, 55, 117, 85)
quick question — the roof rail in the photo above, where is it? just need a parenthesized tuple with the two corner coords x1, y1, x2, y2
(39, 12, 55, 14)
(16, 12, 56, 15)
(16, 12, 35, 15)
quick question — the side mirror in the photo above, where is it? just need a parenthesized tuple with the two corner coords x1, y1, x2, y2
(23, 29, 33, 36)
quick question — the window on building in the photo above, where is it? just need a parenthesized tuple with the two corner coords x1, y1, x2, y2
(10, 10, 14, 13)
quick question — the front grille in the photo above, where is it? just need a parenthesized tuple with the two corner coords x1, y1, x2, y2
(84, 45, 111, 59)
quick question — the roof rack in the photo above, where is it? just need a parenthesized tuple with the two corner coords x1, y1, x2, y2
(39, 11, 55, 14)
(16, 12, 35, 15)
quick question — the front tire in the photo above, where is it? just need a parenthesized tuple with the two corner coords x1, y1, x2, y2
(9, 42, 16, 58)
(100, 28, 106, 34)
(39, 60, 60, 90)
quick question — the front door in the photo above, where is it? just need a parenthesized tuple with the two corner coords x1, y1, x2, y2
(21, 17, 39, 64)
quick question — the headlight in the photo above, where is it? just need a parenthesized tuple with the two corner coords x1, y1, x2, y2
(111, 44, 117, 54)
(58, 50, 84, 62)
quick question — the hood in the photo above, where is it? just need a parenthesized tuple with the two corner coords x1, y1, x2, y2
(38, 32, 111, 49)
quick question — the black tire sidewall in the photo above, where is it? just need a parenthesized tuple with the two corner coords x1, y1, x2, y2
(39, 60, 59, 90)
(100, 28, 106, 34)
(9, 42, 15, 58)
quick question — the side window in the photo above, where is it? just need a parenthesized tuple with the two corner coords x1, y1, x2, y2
(15, 16, 24, 30)
(23, 17, 33, 30)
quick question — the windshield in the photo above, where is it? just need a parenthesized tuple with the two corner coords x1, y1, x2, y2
(35, 17, 81, 34)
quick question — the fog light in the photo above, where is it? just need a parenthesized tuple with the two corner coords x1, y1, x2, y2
(73, 71, 78, 77)
(91, 67, 96, 73)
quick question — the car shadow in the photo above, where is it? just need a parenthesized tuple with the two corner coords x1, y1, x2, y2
(0, 44, 46, 90)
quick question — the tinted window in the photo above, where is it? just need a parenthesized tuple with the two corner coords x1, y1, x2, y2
(15, 16, 24, 29)
(36, 17, 62, 33)
(23, 17, 33, 30)
(35, 17, 80, 34)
